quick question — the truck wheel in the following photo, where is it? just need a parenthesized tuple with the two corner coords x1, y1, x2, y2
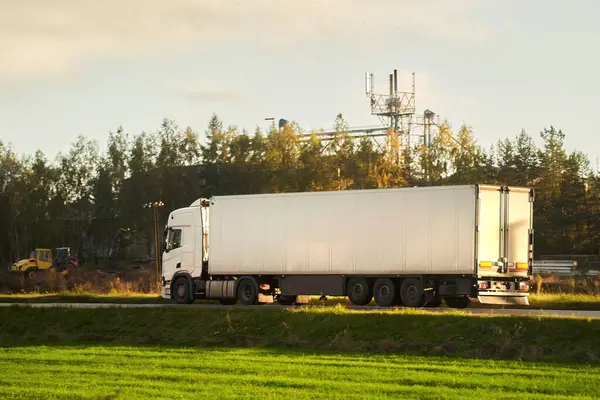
(173, 276, 193, 304)
(237, 279, 258, 305)
(400, 278, 426, 308)
(373, 278, 396, 307)
(426, 297, 443, 307)
(347, 278, 372, 306)
(426, 290, 443, 307)
(445, 296, 470, 309)
(25, 269, 37, 280)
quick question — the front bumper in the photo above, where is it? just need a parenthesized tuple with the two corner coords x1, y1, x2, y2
(161, 280, 171, 299)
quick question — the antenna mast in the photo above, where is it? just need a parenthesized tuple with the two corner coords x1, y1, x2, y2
(365, 69, 416, 132)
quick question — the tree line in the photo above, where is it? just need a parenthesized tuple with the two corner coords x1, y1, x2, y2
(0, 113, 597, 266)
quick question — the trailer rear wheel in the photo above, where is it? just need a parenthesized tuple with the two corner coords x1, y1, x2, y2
(426, 297, 443, 307)
(347, 278, 372, 306)
(237, 278, 258, 305)
(445, 296, 470, 309)
(400, 278, 426, 307)
(373, 278, 396, 307)
(426, 290, 443, 307)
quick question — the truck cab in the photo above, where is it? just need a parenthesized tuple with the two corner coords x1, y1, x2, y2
(161, 199, 209, 300)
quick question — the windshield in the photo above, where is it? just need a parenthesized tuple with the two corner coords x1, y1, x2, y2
(166, 228, 182, 251)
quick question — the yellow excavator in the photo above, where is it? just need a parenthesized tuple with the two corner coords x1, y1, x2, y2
(9, 248, 78, 279)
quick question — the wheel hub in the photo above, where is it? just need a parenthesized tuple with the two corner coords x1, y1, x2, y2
(407, 285, 417, 300)
(352, 283, 363, 297)
(176, 284, 186, 298)
(379, 285, 390, 299)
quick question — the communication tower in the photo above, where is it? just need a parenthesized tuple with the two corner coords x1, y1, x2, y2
(365, 69, 416, 134)
(299, 69, 441, 155)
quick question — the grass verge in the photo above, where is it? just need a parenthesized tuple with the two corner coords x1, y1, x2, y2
(1, 292, 599, 310)
(0, 292, 167, 304)
(0, 346, 598, 399)
(0, 306, 598, 364)
(528, 293, 600, 310)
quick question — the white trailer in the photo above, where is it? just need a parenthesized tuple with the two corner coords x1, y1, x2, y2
(161, 184, 534, 308)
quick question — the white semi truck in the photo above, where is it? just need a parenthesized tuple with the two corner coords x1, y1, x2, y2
(161, 184, 534, 308)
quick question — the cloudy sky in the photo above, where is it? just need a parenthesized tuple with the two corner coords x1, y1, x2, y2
(1, 0, 599, 162)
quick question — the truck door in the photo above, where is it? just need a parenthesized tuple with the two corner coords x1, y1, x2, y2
(477, 185, 533, 276)
(506, 187, 533, 275)
(163, 227, 185, 276)
(477, 186, 502, 272)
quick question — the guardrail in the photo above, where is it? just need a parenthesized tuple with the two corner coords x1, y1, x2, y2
(532, 260, 599, 277)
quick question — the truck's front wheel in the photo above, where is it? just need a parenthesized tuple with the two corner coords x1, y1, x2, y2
(173, 276, 194, 304)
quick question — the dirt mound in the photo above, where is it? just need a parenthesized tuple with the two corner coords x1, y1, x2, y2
(0, 264, 160, 294)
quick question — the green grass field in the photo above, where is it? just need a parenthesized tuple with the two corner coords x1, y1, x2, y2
(0, 346, 598, 399)
(1, 307, 599, 399)
(1, 307, 598, 363)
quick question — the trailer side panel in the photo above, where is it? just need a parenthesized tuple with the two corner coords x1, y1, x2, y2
(209, 186, 477, 276)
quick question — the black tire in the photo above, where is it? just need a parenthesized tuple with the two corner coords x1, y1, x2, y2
(400, 278, 426, 308)
(373, 278, 396, 307)
(347, 278, 372, 306)
(445, 296, 470, 309)
(218, 298, 237, 305)
(426, 289, 443, 307)
(25, 269, 37, 280)
(237, 278, 258, 305)
(426, 298, 443, 307)
(277, 295, 297, 306)
(172, 276, 194, 304)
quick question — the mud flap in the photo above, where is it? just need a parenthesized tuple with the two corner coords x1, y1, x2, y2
(477, 294, 529, 306)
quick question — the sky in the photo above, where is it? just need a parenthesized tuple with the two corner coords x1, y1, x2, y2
(1, 0, 599, 164)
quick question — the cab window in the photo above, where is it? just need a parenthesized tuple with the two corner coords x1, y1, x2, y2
(166, 228, 183, 251)
(39, 251, 50, 262)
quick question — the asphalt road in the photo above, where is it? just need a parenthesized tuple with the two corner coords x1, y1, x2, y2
(0, 302, 598, 318)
